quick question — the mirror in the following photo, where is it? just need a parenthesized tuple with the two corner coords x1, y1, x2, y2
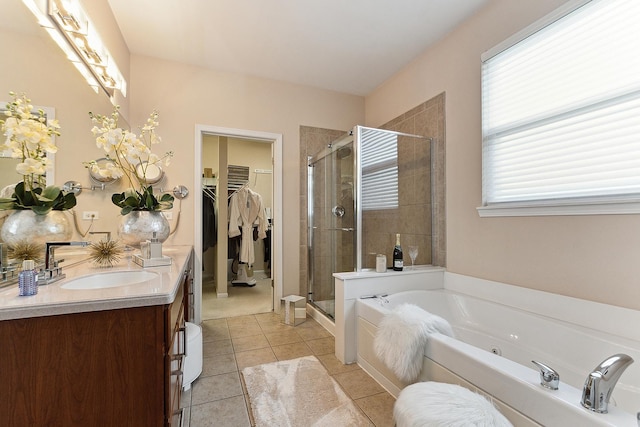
(0, 3, 126, 261)
(0, 105, 56, 193)
(88, 157, 120, 188)
(136, 161, 165, 185)
(0, 158, 21, 196)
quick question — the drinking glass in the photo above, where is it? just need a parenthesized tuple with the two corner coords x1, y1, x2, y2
(408, 245, 418, 269)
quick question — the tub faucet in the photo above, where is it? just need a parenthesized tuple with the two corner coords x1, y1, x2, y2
(39, 241, 90, 285)
(581, 353, 634, 413)
(531, 360, 559, 390)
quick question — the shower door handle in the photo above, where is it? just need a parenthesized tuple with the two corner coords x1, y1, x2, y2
(332, 205, 345, 217)
(325, 227, 354, 232)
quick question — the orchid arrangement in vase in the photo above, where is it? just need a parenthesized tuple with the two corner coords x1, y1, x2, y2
(86, 105, 174, 215)
(0, 92, 76, 214)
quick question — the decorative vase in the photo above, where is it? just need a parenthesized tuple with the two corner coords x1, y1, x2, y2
(0, 210, 72, 246)
(118, 211, 170, 247)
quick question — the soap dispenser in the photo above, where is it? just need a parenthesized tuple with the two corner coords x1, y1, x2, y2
(18, 260, 37, 296)
(149, 232, 163, 259)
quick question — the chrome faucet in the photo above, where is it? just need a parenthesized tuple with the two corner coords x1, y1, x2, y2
(89, 231, 111, 241)
(38, 241, 90, 285)
(531, 360, 560, 390)
(581, 353, 634, 413)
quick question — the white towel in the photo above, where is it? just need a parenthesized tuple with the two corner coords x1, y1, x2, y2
(374, 303, 454, 383)
(394, 382, 513, 427)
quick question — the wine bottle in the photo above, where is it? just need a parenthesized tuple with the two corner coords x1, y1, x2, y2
(393, 234, 403, 271)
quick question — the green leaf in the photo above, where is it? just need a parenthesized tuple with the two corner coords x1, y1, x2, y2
(34, 192, 55, 203)
(112, 192, 125, 207)
(0, 200, 16, 210)
(20, 190, 36, 207)
(61, 193, 77, 210)
(31, 205, 53, 215)
(124, 195, 140, 208)
(13, 181, 26, 195)
(42, 186, 61, 201)
(144, 192, 155, 210)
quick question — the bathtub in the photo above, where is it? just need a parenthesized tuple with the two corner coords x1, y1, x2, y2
(356, 289, 640, 427)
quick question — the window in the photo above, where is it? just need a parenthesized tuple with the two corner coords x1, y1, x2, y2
(360, 127, 399, 210)
(479, 0, 640, 216)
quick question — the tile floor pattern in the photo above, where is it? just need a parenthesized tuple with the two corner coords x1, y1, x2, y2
(181, 313, 396, 427)
(201, 272, 273, 320)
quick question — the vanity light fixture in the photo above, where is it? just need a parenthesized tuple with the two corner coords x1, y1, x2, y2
(21, 0, 127, 100)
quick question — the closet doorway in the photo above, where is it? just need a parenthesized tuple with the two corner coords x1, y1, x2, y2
(193, 125, 283, 323)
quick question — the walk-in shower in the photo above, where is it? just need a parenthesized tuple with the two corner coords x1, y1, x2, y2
(307, 126, 432, 319)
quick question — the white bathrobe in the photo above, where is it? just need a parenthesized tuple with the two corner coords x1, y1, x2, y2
(228, 187, 268, 266)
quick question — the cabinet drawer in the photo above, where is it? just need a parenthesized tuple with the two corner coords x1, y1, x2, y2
(166, 279, 186, 426)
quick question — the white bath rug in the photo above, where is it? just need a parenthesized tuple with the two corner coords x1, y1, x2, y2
(394, 382, 513, 427)
(241, 355, 370, 427)
(374, 303, 454, 383)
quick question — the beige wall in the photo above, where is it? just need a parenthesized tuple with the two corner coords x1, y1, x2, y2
(365, 0, 640, 310)
(129, 54, 364, 297)
(1, 2, 364, 299)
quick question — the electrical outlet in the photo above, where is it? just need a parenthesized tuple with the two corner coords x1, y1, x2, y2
(82, 211, 99, 220)
(163, 211, 173, 220)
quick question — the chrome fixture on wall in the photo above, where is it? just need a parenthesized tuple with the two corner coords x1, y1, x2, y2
(173, 185, 189, 199)
(87, 158, 120, 190)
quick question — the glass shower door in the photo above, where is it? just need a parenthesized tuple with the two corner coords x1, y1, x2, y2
(308, 137, 355, 319)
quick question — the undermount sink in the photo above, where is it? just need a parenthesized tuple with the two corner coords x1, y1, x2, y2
(61, 271, 159, 290)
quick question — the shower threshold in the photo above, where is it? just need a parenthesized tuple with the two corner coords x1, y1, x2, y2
(310, 299, 335, 320)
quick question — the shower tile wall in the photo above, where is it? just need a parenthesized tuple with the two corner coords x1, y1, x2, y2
(299, 92, 446, 290)
(376, 92, 446, 268)
(299, 126, 347, 298)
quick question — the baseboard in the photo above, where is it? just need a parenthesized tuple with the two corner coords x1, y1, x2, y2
(357, 357, 401, 398)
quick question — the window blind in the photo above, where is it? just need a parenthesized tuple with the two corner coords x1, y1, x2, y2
(481, 0, 640, 206)
(360, 128, 398, 210)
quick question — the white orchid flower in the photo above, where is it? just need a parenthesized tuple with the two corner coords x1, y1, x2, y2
(16, 157, 46, 175)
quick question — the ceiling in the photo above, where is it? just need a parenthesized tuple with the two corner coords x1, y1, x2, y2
(0, 1, 488, 96)
(106, 0, 488, 96)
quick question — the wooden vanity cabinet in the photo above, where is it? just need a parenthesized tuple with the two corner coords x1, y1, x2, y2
(167, 269, 188, 426)
(0, 270, 190, 427)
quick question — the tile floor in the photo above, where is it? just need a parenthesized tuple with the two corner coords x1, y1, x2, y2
(201, 273, 273, 320)
(180, 312, 396, 427)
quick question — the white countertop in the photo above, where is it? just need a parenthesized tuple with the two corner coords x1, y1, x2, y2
(0, 245, 193, 321)
(333, 265, 445, 280)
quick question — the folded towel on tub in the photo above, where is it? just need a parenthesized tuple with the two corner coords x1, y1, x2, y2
(374, 303, 454, 383)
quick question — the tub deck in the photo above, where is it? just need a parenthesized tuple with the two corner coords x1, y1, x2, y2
(356, 286, 640, 427)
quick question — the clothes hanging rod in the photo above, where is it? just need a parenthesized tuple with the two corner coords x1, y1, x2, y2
(228, 182, 250, 200)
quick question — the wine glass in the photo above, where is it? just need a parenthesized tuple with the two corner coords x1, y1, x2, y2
(408, 246, 418, 269)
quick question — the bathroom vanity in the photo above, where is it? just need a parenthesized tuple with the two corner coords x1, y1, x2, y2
(0, 245, 193, 427)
